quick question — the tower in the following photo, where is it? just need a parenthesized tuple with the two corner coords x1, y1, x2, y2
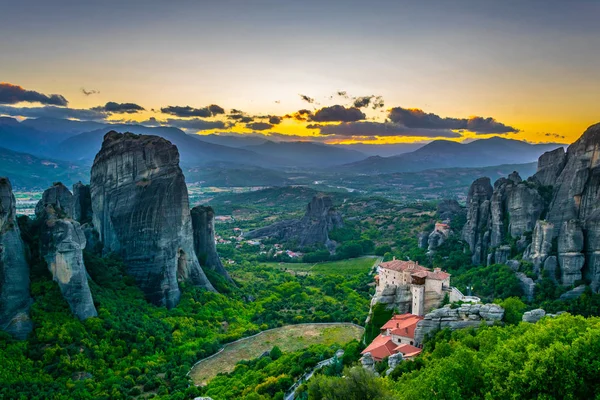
(411, 284, 425, 316)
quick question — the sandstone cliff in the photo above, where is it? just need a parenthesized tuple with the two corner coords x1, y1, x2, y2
(191, 205, 231, 282)
(37, 183, 97, 320)
(90, 131, 215, 308)
(0, 177, 33, 339)
(245, 195, 344, 250)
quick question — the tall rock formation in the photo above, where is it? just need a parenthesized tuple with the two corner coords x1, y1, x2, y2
(461, 177, 493, 264)
(463, 122, 600, 290)
(191, 205, 231, 282)
(37, 184, 97, 320)
(0, 177, 33, 339)
(245, 195, 344, 250)
(72, 182, 93, 224)
(90, 131, 215, 308)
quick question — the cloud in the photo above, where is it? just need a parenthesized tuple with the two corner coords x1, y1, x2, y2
(353, 96, 373, 108)
(93, 101, 145, 114)
(388, 107, 517, 134)
(165, 118, 227, 131)
(310, 105, 366, 122)
(268, 115, 282, 125)
(544, 132, 566, 140)
(0, 105, 106, 120)
(81, 87, 99, 96)
(283, 109, 313, 121)
(315, 121, 462, 138)
(0, 82, 68, 106)
(161, 104, 224, 118)
(299, 94, 315, 104)
(245, 122, 273, 131)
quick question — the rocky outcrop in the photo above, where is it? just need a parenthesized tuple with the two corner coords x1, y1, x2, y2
(515, 272, 535, 301)
(0, 177, 33, 339)
(245, 195, 343, 250)
(90, 132, 215, 308)
(37, 184, 97, 320)
(436, 199, 464, 221)
(534, 147, 566, 186)
(360, 352, 376, 374)
(386, 352, 403, 376)
(40, 218, 97, 319)
(35, 182, 74, 219)
(462, 177, 493, 264)
(414, 303, 504, 345)
(417, 232, 429, 249)
(559, 284, 586, 301)
(191, 205, 231, 282)
(371, 284, 412, 313)
(72, 182, 93, 224)
(489, 245, 511, 266)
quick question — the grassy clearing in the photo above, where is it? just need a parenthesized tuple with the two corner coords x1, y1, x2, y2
(189, 323, 364, 385)
(264, 256, 377, 276)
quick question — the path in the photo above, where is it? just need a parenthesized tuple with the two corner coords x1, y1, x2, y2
(284, 350, 345, 400)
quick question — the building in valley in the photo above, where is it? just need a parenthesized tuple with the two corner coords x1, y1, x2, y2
(375, 259, 451, 316)
(361, 313, 423, 362)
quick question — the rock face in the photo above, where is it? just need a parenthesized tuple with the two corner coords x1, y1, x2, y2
(245, 195, 343, 249)
(72, 182, 93, 224)
(191, 205, 231, 282)
(414, 303, 504, 345)
(40, 218, 97, 319)
(515, 272, 535, 301)
(534, 148, 566, 187)
(436, 199, 465, 221)
(524, 220, 555, 272)
(90, 132, 215, 308)
(417, 232, 429, 249)
(462, 177, 493, 264)
(0, 177, 33, 339)
(557, 220, 585, 286)
(37, 184, 97, 320)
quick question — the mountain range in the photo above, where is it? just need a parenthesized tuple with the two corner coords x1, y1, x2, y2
(0, 117, 566, 189)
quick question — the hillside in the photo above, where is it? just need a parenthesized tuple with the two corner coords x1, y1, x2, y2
(244, 141, 366, 167)
(0, 146, 88, 189)
(341, 137, 564, 174)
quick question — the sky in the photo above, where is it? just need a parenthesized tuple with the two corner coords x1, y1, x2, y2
(1, 0, 599, 144)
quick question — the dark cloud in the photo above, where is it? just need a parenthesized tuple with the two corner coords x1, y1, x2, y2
(268, 115, 282, 125)
(93, 101, 145, 114)
(165, 118, 226, 131)
(353, 96, 374, 108)
(0, 105, 106, 120)
(388, 107, 517, 134)
(161, 104, 225, 118)
(283, 109, 313, 121)
(315, 121, 462, 138)
(246, 122, 273, 131)
(299, 94, 315, 104)
(81, 87, 99, 96)
(208, 104, 225, 115)
(336, 91, 349, 99)
(0, 82, 68, 106)
(544, 132, 566, 140)
(310, 105, 366, 122)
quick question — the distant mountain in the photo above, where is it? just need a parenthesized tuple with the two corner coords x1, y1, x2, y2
(0, 146, 88, 190)
(185, 162, 292, 187)
(244, 141, 366, 167)
(57, 124, 286, 167)
(19, 117, 108, 135)
(341, 137, 565, 174)
(194, 134, 269, 148)
(333, 142, 426, 157)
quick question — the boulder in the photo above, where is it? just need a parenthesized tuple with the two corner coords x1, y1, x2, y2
(191, 205, 231, 282)
(245, 195, 343, 248)
(0, 177, 33, 339)
(522, 309, 546, 323)
(386, 352, 403, 376)
(360, 352, 376, 374)
(90, 131, 215, 308)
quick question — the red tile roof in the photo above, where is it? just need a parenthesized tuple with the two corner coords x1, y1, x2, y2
(394, 343, 422, 358)
(426, 270, 451, 281)
(360, 334, 397, 361)
(380, 313, 423, 338)
(379, 260, 428, 272)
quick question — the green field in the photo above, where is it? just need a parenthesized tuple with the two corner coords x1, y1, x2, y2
(189, 323, 364, 385)
(264, 256, 379, 276)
